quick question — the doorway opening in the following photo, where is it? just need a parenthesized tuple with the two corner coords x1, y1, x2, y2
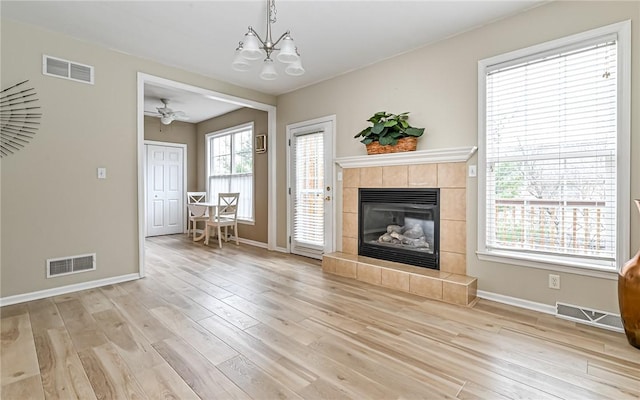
(137, 73, 277, 277)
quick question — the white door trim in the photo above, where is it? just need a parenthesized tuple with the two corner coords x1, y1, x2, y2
(286, 115, 337, 255)
(137, 73, 277, 278)
(144, 140, 188, 235)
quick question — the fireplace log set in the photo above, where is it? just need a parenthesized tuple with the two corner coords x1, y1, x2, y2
(377, 224, 430, 250)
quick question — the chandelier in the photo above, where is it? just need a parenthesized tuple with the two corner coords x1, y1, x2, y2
(232, 0, 304, 80)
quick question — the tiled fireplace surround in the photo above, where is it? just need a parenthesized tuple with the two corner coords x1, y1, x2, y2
(322, 148, 478, 307)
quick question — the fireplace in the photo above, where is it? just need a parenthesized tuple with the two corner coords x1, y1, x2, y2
(358, 188, 439, 269)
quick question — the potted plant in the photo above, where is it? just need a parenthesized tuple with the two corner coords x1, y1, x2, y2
(354, 111, 425, 154)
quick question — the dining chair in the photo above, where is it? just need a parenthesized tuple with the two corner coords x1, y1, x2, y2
(186, 191, 208, 240)
(205, 192, 240, 248)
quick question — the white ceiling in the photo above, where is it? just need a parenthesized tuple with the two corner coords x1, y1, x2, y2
(2, 0, 543, 122)
(143, 82, 243, 123)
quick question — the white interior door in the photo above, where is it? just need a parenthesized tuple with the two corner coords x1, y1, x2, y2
(288, 118, 334, 259)
(146, 144, 184, 237)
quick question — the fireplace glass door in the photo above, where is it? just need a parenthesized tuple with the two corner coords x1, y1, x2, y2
(361, 203, 435, 254)
(359, 188, 439, 269)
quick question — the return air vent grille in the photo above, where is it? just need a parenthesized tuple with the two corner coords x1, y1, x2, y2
(556, 302, 623, 333)
(47, 253, 96, 278)
(43, 55, 94, 84)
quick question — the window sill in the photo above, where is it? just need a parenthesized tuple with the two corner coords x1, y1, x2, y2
(476, 250, 618, 280)
(238, 219, 255, 226)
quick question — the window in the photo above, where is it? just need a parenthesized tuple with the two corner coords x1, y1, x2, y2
(206, 123, 254, 222)
(478, 21, 630, 273)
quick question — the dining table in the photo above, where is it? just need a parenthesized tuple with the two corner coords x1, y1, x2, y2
(187, 202, 218, 242)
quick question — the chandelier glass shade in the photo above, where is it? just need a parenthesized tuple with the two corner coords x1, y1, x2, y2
(259, 58, 278, 81)
(232, 0, 304, 80)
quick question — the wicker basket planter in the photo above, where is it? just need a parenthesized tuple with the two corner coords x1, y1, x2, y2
(365, 137, 417, 155)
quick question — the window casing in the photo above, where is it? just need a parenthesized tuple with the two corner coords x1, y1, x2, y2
(206, 122, 254, 223)
(477, 21, 631, 274)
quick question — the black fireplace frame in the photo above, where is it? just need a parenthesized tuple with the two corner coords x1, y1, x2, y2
(358, 188, 440, 269)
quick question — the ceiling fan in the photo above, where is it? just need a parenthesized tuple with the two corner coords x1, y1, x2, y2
(156, 98, 188, 125)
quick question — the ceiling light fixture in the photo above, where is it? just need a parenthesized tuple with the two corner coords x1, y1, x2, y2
(160, 115, 175, 125)
(232, 0, 304, 80)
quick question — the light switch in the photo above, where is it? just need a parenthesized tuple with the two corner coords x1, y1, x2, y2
(97, 167, 107, 179)
(468, 165, 477, 177)
(337, 171, 343, 181)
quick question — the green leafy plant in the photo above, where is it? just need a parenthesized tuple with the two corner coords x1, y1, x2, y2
(354, 111, 425, 146)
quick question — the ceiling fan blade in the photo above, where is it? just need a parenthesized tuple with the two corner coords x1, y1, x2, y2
(155, 99, 189, 123)
(157, 106, 173, 115)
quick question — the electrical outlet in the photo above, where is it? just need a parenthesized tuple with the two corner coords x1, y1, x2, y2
(549, 274, 560, 289)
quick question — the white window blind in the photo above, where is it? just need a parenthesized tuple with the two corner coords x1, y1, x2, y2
(292, 131, 324, 247)
(207, 123, 254, 222)
(484, 37, 618, 268)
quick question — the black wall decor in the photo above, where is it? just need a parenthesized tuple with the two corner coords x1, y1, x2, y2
(0, 80, 42, 157)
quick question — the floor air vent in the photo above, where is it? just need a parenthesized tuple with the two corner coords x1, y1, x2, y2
(556, 302, 623, 333)
(43, 55, 94, 84)
(47, 253, 96, 278)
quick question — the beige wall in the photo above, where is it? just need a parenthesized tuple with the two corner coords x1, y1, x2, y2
(196, 108, 269, 244)
(276, 1, 640, 312)
(0, 19, 274, 299)
(144, 116, 198, 192)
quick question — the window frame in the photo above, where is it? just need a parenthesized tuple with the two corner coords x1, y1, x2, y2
(477, 20, 631, 277)
(205, 122, 255, 224)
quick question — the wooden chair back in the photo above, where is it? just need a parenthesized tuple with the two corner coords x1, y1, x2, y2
(187, 191, 207, 204)
(217, 193, 239, 220)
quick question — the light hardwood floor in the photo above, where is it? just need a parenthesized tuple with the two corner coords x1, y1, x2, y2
(2, 234, 640, 399)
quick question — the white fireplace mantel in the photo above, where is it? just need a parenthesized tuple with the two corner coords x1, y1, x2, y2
(334, 146, 478, 169)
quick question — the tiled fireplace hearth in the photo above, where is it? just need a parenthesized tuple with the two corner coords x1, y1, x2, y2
(323, 147, 478, 307)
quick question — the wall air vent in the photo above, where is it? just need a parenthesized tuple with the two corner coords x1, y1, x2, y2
(46, 253, 96, 278)
(43, 55, 94, 84)
(556, 302, 623, 333)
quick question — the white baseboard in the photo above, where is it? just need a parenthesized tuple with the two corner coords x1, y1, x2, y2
(235, 237, 268, 249)
(223, 233, 285, 253)
(212, 234, 267, 249)
(0, 273, 140, 307)
(477, 290, 556, 315)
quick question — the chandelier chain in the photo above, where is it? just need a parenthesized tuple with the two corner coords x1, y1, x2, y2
(269, 0, 277, 24)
